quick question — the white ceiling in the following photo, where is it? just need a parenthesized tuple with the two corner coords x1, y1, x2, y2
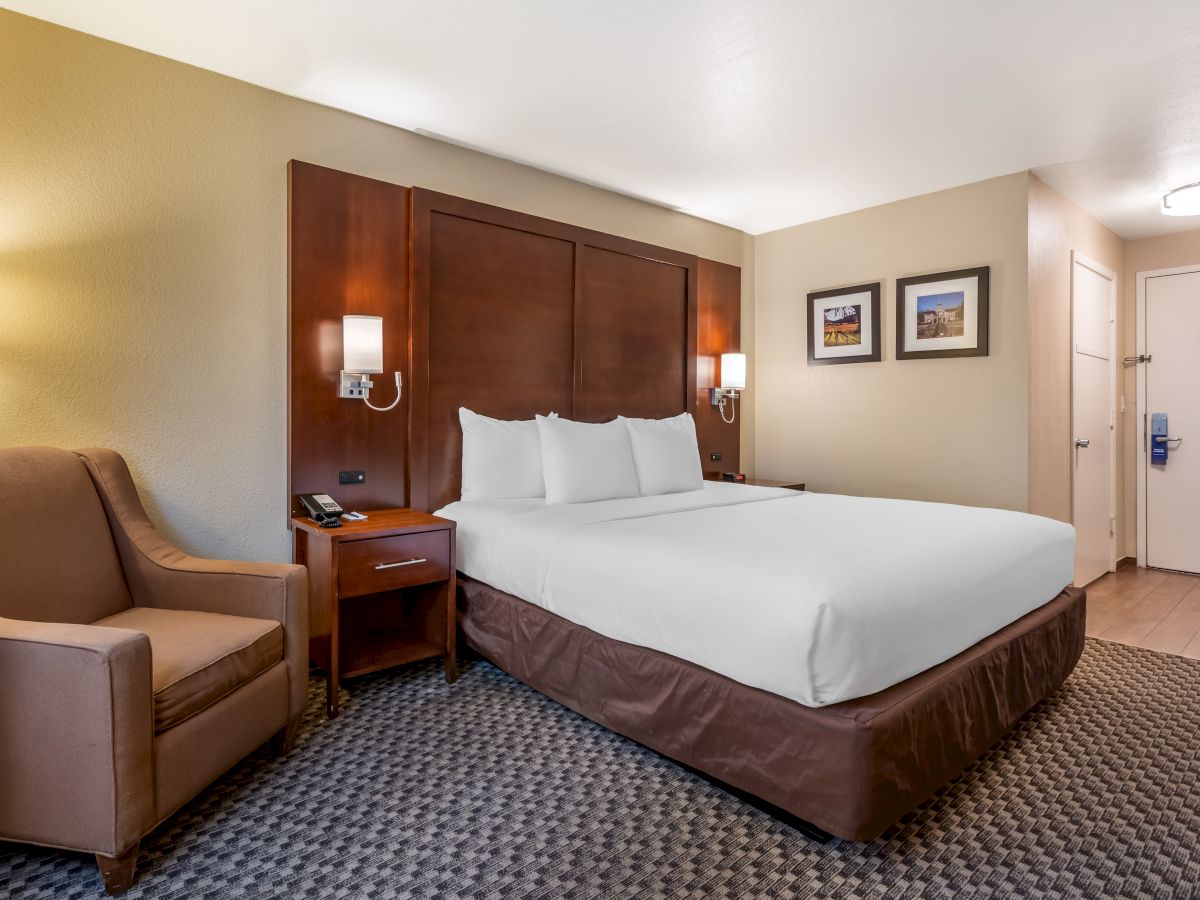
(8, 0, 1200, 238)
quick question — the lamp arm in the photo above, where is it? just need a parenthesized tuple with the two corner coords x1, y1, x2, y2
(363, 372, 402, 412)
(719, 394, 737, 425)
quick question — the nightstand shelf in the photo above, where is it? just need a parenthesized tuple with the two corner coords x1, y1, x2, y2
(743, 477, 805, 491)
(341, 637, 443, 680)
(706, 475, 806, 491)
(292, 508, 457, 718)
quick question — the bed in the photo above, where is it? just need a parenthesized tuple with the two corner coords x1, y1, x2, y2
(437, 483, 1085, 840)
(291, 184, 1085, 842)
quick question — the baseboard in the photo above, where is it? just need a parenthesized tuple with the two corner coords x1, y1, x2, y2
(1116, 556, 1136, 570)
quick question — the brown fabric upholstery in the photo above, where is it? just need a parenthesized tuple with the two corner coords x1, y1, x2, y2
(152, 662, 289, 821)
(0, 446, 308, 885)
(77, 448, 310, 736)
(94, 607, 283, 733)
(0, 618, 154, 857)
(0, 446, 131, 624)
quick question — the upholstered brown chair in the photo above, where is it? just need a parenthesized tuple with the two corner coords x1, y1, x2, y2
(0, 447, 308, 894)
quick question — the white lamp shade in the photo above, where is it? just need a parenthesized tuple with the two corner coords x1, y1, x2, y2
(1162, 182, 1200, 217)
(720, 353, 747, 390)
(343, 315, 384, 373)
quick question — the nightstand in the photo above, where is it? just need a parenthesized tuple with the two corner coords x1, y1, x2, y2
(292, 509, 457, 718)
(743, 477, 806, 491)
(706, 475, 806, 491)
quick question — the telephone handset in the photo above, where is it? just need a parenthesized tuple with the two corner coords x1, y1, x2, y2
(298, 493, 345, 528)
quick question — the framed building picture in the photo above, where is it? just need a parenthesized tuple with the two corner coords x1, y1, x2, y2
(896, 266, 989, 360)
(806, 282, 882, 366)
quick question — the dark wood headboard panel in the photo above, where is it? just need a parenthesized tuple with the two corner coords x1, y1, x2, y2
(287, 161, 409, 518)
(288, 164, 738, 518)
(696, 258, 741, 476)
(409, 189, 699, 512)
(574, 244, 696, 421)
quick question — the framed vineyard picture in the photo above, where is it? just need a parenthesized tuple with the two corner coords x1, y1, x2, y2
(806, 282, 882, 366)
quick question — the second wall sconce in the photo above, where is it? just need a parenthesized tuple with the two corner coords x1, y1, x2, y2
(710, 352, 746, 424)
(339, 315, 402, 412)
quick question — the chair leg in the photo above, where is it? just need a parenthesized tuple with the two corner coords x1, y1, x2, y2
(96, 842, 139, 895)
(269, 717, 301, 757)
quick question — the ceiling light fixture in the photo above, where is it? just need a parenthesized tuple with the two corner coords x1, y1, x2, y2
(1162, 181, 1200, 217)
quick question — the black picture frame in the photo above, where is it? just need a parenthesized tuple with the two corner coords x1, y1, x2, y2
(895, 266, 990, 360)
(806, 282, 883, 366)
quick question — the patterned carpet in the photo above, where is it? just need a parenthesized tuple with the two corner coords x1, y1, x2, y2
(2, 639, 1199, 899)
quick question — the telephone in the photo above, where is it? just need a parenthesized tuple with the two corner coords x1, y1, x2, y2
(298, 493, 345, 528)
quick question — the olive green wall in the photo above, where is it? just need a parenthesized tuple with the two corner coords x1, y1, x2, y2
(0, 11, 744, 561)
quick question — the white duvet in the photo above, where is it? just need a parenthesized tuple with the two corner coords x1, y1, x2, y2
(436, 483, 1075, 707)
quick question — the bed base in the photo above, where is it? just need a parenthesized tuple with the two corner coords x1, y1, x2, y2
(677, 759, 834, 843)
(458, 577, 1086, 841)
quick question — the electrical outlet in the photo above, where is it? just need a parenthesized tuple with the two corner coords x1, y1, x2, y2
(710, 452, 722, 462)
(339, 470, 366, 485)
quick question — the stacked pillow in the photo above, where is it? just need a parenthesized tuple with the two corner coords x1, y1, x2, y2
(459, 407, 704, 504)
(620, 413, 705, 497)
(536, 415, 641, 505)
(459, 407, 554, 501)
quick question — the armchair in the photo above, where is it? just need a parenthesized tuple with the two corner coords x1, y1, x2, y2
(0, 447, 308, 894)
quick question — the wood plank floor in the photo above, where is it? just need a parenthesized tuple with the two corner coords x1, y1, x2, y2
(1084, 566, 1200, 659)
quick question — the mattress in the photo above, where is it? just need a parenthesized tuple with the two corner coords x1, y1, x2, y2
(436, 482, 1075, 707)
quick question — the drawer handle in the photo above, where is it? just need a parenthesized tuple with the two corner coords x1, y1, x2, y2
(374, 558, 427, 570)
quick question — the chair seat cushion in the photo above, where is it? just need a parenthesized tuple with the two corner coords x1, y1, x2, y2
(94, 607, 283, 732)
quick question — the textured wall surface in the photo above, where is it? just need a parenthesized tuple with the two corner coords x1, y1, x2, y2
(750, 174, 1031, 511)
(1026, 175, 1125, 544)
(0, 12, 743, 562)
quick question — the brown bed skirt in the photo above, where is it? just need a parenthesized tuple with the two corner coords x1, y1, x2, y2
(458, 576, 1086, 841)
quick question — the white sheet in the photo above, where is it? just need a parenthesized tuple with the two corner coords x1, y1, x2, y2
(436, 483, 1075, 707)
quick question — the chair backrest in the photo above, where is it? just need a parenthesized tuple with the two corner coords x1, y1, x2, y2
(0, 446, 131, 623)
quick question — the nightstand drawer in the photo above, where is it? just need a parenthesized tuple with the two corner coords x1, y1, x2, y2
(338, 530, 451, 598)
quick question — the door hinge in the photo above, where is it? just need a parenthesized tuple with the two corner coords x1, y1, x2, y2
(1110, 409, 1116, 429)
(1110, 516, 1116, 536)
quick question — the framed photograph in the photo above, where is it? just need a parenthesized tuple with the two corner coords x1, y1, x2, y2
(895, 266, 989, 360)
(806, 282, 882, 366)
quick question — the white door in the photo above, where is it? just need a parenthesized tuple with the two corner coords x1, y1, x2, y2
(1071, 253, 1116, 587)
(1144, 270, 1200, 573)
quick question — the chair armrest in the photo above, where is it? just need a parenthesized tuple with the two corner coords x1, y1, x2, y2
(76, 448, 305, 620)
(0, 618, 154, 857)
(76, 448, 310, 724)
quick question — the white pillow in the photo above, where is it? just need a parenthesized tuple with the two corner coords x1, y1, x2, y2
(621, 412, 704, 496)
(536, 415, 641, 505)
(459, 408, 556, 501)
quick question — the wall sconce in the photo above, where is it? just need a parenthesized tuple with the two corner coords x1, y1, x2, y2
(338, 315, 402, 412)
(710, 352, 746, 424)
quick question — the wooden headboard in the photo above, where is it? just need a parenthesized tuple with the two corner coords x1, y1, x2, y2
(408, 189, 697, 512)
(288, 163, 739, 517)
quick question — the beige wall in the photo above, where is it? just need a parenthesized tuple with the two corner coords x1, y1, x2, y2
(1123, 228, 1200, 557)
(0, 12, 744, 562)
(750, 173, 1032, 511)
(1026, 176, 1125, 549)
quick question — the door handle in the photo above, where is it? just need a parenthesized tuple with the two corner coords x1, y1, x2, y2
(1075, 439, 1090, 448)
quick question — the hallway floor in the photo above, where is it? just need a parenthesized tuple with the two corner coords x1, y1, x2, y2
(1085, 566, 1200, 659)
